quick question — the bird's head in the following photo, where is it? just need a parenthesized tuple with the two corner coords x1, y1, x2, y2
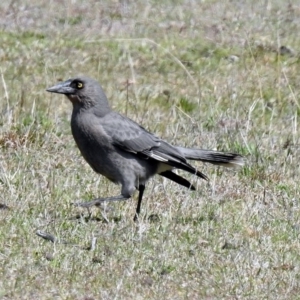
(46, 76, 110, 111)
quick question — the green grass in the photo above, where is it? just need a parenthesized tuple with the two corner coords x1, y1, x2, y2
(1, 0, 300, 299)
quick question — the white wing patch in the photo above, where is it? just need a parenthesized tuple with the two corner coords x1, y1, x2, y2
(149, 152, 168, 162)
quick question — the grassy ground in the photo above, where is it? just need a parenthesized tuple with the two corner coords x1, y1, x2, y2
(1, 0, 300, 299)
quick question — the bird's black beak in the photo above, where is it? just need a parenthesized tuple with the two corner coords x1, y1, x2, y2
(46, 79, 74, 94)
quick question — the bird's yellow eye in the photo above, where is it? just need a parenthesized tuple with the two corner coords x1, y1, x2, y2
(77, 82, 83, 89)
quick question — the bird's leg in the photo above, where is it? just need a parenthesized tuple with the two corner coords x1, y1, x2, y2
(74, 194, 131, 208)
(134, 184, 145, 222)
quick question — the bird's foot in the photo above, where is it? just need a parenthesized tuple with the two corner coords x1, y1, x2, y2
(73, 199, 104, 208)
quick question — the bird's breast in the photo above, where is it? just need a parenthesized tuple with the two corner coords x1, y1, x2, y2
(71, 114, 116, 176)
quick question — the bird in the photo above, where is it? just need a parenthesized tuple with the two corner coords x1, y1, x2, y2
(46, 76, 244, 220)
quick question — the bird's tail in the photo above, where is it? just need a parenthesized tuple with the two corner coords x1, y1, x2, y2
(176, 147, 244, 168)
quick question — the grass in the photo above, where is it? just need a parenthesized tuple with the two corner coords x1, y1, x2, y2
(1, 0, 300, 299)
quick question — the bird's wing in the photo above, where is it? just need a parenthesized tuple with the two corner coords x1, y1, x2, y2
(101, 113, 208, 180)
(102, 113, 177, 159)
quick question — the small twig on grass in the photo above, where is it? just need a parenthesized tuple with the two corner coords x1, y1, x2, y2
(0, 69, 12, 125)
(0, 69, 9, 105)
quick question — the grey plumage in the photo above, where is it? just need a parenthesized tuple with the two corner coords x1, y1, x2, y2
(46, 76, 244, 220)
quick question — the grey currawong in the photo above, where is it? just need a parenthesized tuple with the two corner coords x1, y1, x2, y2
(47, 76, 244, 220)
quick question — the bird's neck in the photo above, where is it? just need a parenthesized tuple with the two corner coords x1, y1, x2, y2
(72, 102, 111, 117)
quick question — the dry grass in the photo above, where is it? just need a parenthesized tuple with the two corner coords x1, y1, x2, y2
(1, 0, 300, 299)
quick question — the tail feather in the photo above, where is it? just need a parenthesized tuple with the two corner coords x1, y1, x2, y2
(176, 147, 244, 168)
(160, 170, 196, 190)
